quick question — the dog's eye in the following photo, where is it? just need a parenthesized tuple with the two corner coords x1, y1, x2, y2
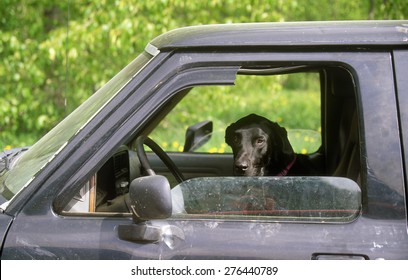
(233, 136, 240, 144)
(256, 137, 265, 144)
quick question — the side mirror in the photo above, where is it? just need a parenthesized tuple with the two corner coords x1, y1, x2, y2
(183, 120, 213, 152)
(128, 175, 172, 223)
(118, 175, 185, 245)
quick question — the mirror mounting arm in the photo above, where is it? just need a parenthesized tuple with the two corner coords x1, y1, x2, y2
(117, 223, 185, 245)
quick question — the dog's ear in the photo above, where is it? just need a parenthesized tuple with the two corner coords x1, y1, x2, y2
(268, 121, 294, 159)
(225, 122, 236, 146)
(277, 125, 294, 158)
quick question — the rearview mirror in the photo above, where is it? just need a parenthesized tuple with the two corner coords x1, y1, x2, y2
(128, 175, 172, 222)
(183, 120, 213, 152)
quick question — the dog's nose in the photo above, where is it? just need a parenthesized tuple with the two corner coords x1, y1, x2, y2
(235, 162, 248, 171)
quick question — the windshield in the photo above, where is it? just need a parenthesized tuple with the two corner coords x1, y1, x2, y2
(0, 52, 153, 201)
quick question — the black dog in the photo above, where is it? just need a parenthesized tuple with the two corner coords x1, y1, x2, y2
(225, 114, 315, 176)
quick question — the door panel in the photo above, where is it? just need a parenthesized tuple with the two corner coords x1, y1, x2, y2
(5, 211, 408, 259)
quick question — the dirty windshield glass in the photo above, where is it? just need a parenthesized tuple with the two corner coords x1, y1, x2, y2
(0, 52, 152, 201)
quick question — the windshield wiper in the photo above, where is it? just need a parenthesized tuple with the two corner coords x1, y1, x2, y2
(0, 147, 30, 174)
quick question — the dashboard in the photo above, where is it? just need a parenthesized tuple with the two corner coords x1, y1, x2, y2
(64, 146, 141, 213)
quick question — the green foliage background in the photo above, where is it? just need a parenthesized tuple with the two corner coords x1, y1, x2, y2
(1, 0, 407, 149)
(149, 73, 322, 154)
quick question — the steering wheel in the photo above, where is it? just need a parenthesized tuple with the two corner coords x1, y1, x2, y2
(135, 135, 185, 184)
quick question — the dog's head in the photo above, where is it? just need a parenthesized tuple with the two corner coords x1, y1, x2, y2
(225, 114, 294, 176)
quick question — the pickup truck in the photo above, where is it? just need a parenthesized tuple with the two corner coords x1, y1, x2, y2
(1, 21, 407, 259)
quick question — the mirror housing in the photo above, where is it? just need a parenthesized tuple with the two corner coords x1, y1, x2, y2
(117, 175, 184, 245)
(129, 175, 172, 223)
(183, 120, 213, 152)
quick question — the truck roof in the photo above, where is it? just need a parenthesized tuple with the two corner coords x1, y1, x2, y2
(149, 21, 408, 51)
